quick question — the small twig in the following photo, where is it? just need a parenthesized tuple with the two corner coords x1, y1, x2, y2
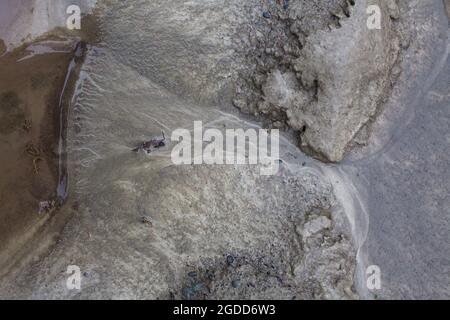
(26, 143, 40, 157)
(23, 119, 32, 132)
(33, 157, 43, 174)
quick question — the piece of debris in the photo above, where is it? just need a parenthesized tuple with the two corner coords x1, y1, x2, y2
(23, 119, 32, 132)
(133, 131, 166, 154)
(142, 214, 153, 225)
(262, 11, 272, 19)
(26, 142, 43, 173)
(38, 200, 56, 215)
(276, 0, 289, 10)
(231, 279, 241, 289)
(32, 157, 43, 174)
(26, 142, 40, 157)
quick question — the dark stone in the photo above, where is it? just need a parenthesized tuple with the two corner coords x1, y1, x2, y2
(193, 283, 204, 292)
(231, 279, 241, 289)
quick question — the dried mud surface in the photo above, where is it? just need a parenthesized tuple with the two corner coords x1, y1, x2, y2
(0, 0, 448, 300)
(232, 0, 403, 162)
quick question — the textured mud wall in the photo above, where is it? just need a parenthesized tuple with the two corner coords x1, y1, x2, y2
(233, 0, 402, 162)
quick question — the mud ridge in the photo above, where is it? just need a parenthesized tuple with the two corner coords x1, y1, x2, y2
(233, 0, 404, 162)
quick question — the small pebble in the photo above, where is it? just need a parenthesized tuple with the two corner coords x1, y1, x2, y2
(142, 215, 152, 225)
(262, 11, 272, 19)
(231, 279, 241, 289)
(188, 271, 198, 278)
(226, 255, 235, 265)
(193, 283, 204, 292)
